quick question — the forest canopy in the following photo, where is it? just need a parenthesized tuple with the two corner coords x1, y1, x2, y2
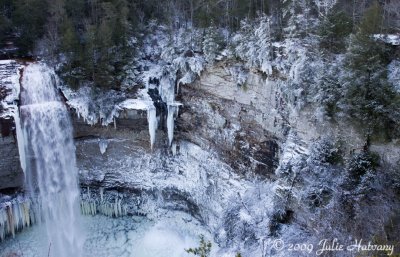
(1, 0, 399, 139)
(2, 0, 398, 60)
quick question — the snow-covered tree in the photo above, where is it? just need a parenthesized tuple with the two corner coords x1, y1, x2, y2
(341, 2, 400, 138)
(254, 16, 273, 74)
(202, 25, 221, 64)
(346, 151, 379, 183)
(281, 0, 318, 38)
(233, 18, 257, 66)
(314, 0, 337, 16)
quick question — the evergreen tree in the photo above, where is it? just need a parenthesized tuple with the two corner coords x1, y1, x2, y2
(13, 0, 48, 55)
(45, 0, 66, 56)
(281, 0, 318, 38)
(234, 18, 256, 63)
(185, 235, 212, 257)
(202, 24, 222, 64)
(342, 2, 400, 139)
(319, 10, 353, 53)
(0, 0, 13, 43)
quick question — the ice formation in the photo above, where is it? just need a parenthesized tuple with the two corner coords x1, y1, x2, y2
(0, 198, 35, 241)
(167, 103, 182, 146)
(143, 64, 184, 147)
(81, 199, 128, 217)
(62, 85, 162, 149)
(98, 139, 109, 155)
(80, 188, 128, 217)
(147, 106, 158, 149)
(13, 112, 27, 173)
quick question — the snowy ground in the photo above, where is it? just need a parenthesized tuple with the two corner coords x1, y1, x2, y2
(0, 212, 217, 257)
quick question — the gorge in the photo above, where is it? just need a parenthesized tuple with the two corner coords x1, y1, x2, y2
(1, 54, 399, 256)
(1, 0, 400, 256)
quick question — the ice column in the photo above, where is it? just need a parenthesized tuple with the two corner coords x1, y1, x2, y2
(147, 105, 158, 149)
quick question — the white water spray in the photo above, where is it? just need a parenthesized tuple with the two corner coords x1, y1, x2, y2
(19, 63, 83, 257)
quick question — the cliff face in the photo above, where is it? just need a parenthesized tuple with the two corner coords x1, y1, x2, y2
(0, 117, 23, 190)
(73, 64, 286, 193)
(0, 60, 23, 191)
(71, 61, 400, 255)
(1, 59, 399, 255)
(70, 64, 289, 251)
(177, 65, 281, 178)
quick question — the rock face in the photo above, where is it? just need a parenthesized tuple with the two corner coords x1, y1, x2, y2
(73, 64, 285, 194)
(177, 64, 284, 177)
(0, 117, 23, 190)
(68, 65, 286, 213)
(70, 64, 290, 254)
(69, 65, 286, 241)
(0, 60, 23, 191)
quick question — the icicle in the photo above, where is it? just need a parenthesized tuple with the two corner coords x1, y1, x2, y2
(13, 110, 27, 173)
(80, 193, 128, 218)
(91, 201, 96, 216)
(118, 199, 122, 217)
(167, 105, 175, 146)
(99, 139, 108, 155)
(159, 76, 175, 104)
(12, 203, 20, 231)
(0, 208, 7, 241)
(114, 198, 118, 217)
(172, 142, 177, 156)
(80, 200, 97, 216)
(147, 106, 158, 149)
(167, 104, 181, 146)
(113, 117, 117, 129)
(23, 201, 30, 227)
(100, 187, 104, 202)
(80, 202, 85, 215)
(123, 205, 128, 216)
(0, 198, 33, 241)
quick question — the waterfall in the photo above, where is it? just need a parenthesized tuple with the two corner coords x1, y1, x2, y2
(19, 63, 83, 257)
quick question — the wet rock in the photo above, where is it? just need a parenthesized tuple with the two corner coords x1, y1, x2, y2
(0, 118, 23, 190)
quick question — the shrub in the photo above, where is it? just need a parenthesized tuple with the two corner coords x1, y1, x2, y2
(186, 235, 212, 257)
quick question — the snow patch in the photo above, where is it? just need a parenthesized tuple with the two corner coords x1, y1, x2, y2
(373, 34, 400, 46)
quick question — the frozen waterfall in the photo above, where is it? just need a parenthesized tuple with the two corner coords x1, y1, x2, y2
(147, 105, 158, 149)
(19, 63, 83, 257)
(167, 103, 181, 146)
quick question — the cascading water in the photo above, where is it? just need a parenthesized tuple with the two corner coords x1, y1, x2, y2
(19, 63, 83, 257)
